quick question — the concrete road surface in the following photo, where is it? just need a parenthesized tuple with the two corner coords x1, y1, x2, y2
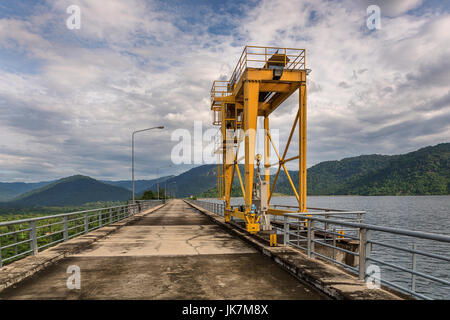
(0, 200, 327, 300)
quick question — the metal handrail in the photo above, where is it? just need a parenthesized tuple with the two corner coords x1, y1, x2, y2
(0, 204, 130, 227)
(210, 46, 306, 106)
(284, 215, 450, 242)
(0, 200, 164, 267)
(229, 46, 306, 91)
(187, 200, 450, 300)
(284, 213, 450, 300)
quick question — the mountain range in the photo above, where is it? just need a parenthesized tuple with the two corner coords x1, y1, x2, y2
(1, 176, 133, 207)
(199, 142, 450, 197)
(0, 181, 53, 201)
(105, 176, 173, 193)
(0, 143, 448, 207)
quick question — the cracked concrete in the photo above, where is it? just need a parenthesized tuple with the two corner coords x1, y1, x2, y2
(186, 200, 406, 300)
(0, 200, 327, 300)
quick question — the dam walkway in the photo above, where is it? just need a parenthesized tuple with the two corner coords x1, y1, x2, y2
(0, 200, 326, 299)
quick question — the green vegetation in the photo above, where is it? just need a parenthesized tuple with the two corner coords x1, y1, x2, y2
(0, 201, 127, 218)
(1, 175, 132, 207)
(340, 143, 450, 195)
(198, 184, 243, 198)
(0, 201, 129, 266)
(0, 181, 52, 201)
(105, 176, 173, 193)
(1, 144, 447, 265)
(1, 143, 448, 206)
(139, 188, 168, 200)
(161, 165, 218, 198)
(197, 143, 450, 197)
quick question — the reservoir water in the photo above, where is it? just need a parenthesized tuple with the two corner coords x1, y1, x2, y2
(204, 195, 450, 299)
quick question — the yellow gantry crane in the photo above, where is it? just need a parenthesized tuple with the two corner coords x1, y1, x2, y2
(211, 46, 309, 236)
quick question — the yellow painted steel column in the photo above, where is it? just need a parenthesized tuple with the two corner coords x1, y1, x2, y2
(244, 81, 259, 212)
(222, 103, 232, 212)
(224, 132, 234, 208)
(264, 116, 270, 199)
(299, 84, 307, 212)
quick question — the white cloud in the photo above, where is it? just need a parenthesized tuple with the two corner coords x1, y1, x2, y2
(0, 0, 448, 181)
(356, 0, 424, 16)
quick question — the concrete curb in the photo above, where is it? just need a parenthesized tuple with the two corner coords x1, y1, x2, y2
(185, 200, 404, 300)
(0, 203, 165, 293)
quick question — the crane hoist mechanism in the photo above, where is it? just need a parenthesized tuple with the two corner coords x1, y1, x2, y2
(211, 46, 311, 244)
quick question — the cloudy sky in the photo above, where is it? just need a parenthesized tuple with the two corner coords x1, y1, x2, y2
(0, 0, 449, 182)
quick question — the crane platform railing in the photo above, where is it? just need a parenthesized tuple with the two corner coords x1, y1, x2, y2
(228, 46, 306, 91)
(210, 80, 232, 108)
(210, 46, 306, 109)
(0, 200, 164, 268)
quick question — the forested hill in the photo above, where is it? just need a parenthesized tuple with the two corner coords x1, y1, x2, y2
(282, 143, 449, 196)
(1, 143, 448, 205)
(199, 143, 450, 197)
(1, 175, 132, 207)
(336, 143, 449, 195)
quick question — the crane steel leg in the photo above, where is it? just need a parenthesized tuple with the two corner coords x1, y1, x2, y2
(244, 81, 260, 233)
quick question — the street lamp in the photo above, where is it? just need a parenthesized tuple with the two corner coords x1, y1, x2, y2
(156, 164, 173, 200)
(132, 126, 164, 203)
(166, 181, 176, 199)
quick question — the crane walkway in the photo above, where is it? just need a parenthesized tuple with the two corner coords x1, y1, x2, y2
(0, 200, 326, 299)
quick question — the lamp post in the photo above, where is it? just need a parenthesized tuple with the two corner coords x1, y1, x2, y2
(132, 126, 164, 203)
(166, 181, 176, 199)
(156, 164, 173, 200)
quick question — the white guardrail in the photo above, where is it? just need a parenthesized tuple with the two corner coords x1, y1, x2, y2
(188, 199, 450, 300)
(0, 200, 164, 267)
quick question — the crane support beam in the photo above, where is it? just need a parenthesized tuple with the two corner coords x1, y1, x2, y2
(210, 46, 309, 235)
(299, 84, 307, 212)
(244, 81, 260, 232)
(264, 116, 270, 197)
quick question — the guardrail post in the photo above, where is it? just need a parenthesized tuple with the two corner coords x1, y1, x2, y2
(332, 228, 336, 260)
(307, 218, 314, 258)
(359, 228, 371, 281)
(366, 230, 372, 278)
(84, 213, 88, 234)
(110, 209, 113, 224)
(63, 216, 68, 241)
(412, 243, 417, 292)
(30, 221, 38, 255)
(359, 228, 366, 280)
(283, 215, 289, 246)
(13, 228, 18, 256)
(0, 240, 3, 267)
(98, 211, 102, 228)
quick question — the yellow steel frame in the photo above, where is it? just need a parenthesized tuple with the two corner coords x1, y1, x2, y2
(211, 46, 308, 233)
